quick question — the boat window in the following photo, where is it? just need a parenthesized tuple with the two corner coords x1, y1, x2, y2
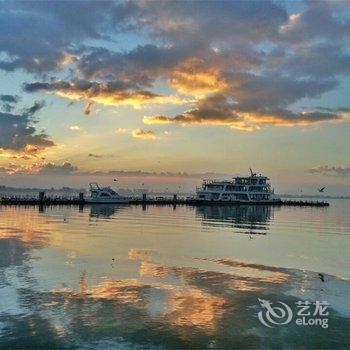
(207, 185, 224, 190)
(100, 193, 110, 197)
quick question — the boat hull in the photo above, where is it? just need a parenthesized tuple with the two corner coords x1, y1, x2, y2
(193, 199, 282, 205)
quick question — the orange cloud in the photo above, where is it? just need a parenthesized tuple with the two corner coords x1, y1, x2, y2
(169, 68, 228, 96)
(57, 89, 186, 109)
(131, 129, 159, 140)
(24, 80, 188, 110)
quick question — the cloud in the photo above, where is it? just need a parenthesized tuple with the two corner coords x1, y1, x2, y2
(88, 153, 103, 158)
(0, 94, 20, 103)
(116, 0, 288, 45)
(69, 125, 81, 131)
(36, 162, 78, 175)
(24, 80, 186, 108)
(2, 161, 232, 179)
(2, 162, 77, 175)
(308, 165, 350, 176)
(224, 73, 338, 110)
(5, 0, 350, 129)
(76, 44, 195, 84)
(0, 0, 118, 73)
(131, 129, 159, 140)
(144, 93, 348, 131)
(0, 101, 54, 153)
(282, 43, 350, 78)
(314, 106, 350, 113)
(280, 1, 350, 44)
(0, 94, 20, 112)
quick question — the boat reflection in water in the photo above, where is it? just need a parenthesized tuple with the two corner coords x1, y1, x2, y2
(88, 204, 129, 219)
(195, 205, 276, 235)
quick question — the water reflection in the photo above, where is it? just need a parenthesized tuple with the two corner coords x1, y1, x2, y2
(2, 257, 349, 349)
(88, 204, 129, 219)
(0, 204, 350, 349)
(196, 205, 275, 234)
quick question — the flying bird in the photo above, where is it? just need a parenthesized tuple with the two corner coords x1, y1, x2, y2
(318, 273, 325, 282)
(113, 179, 117, 182)
(318, 186, 326, 193)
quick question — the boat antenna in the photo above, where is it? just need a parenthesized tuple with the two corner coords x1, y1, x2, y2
(249, 167, 255, 176)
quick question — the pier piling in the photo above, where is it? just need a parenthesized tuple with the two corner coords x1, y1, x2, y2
(39, 191, 45, 202)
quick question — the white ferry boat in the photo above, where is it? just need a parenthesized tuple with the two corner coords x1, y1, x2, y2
(85, 183, 130, 204)
(196, 169, 280, 203)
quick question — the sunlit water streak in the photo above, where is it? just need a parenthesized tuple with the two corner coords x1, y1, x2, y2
(0, 200, 349, 349)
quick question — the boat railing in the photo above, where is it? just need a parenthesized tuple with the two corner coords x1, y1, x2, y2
(202, 179, 233, 185)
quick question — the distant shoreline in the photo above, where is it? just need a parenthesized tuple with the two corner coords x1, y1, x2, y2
(279, 194, 350, 200)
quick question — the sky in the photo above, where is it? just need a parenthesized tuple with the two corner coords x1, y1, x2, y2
(0, 0, 350, 194)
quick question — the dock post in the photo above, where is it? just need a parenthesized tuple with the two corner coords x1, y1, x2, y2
(142, 193, 147, 202)
(39, 191, 45, 202)
(79, 192, 84, 202)
(173, 194, 177, 202)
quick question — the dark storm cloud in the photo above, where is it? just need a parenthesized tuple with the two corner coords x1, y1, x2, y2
(0, 101, 54, 152)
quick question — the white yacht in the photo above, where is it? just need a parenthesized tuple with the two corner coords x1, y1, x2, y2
(196, 169, 280, 203)
(85, 183, 130, 204)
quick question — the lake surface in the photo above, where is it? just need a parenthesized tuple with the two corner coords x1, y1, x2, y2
(0, 200, 349, 349)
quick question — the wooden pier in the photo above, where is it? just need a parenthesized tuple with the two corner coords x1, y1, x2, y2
(0, 193, 330, 207)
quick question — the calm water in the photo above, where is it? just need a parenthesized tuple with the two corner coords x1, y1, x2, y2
(0, 200, 350, 349)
